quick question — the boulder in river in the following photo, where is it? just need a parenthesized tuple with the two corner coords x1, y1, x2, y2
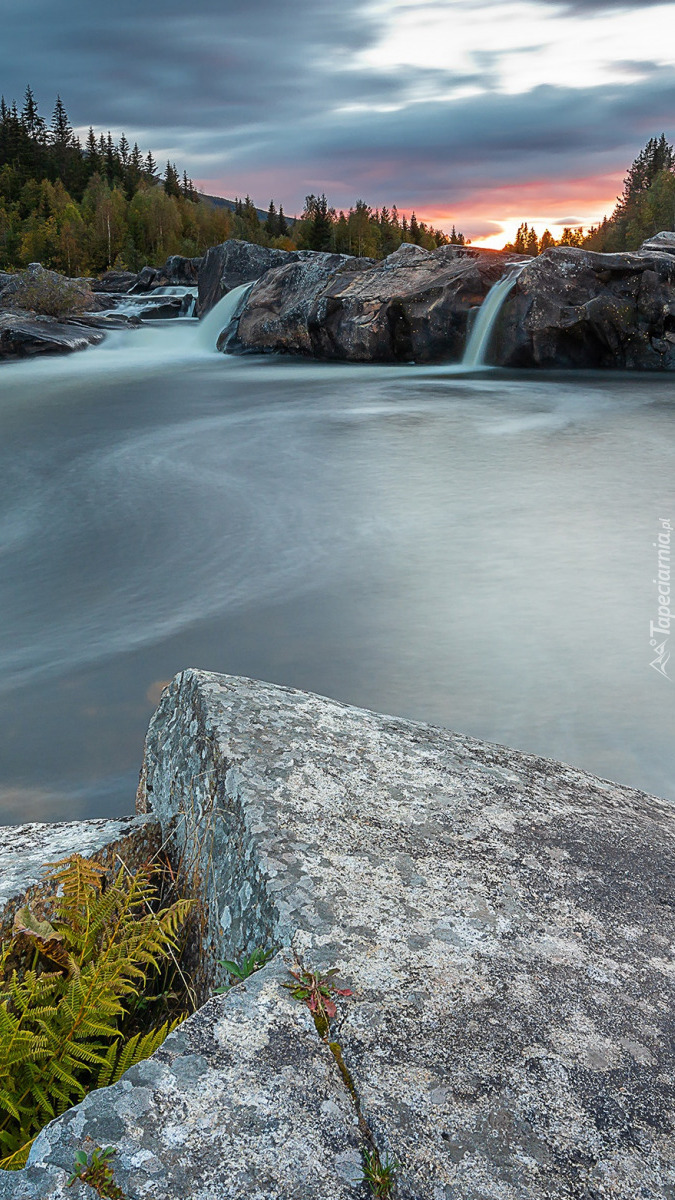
(0, 312, 105, 358)
(492, 243, 675, 369)
(91, 269, 139, 294)
(130, 255, 202, 294)
(197, 239, 319, 316)
(231, 243, 526, 362)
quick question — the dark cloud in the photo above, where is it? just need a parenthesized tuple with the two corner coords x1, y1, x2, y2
(1, 0, 673, 229)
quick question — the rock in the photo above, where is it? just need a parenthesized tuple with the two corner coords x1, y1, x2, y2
(0, 263, 99, 314)
(130, 255, 202, 294)
(640, 231, 675, 255)
(0, 271, 13, 294)
(91, 269, 139, 294)
(233, 244, 524, 362)
(0, 816, 160, 939)
(3, 671, 674, 1197)
(0, 312, 105, 358)
(13, 952, 365, 1200)
(197, 239, 317, 315)
(231, 252, 367, 356)
(492, 243, 675, 369)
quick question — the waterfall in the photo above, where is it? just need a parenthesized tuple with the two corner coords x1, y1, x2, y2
(462, 264, 526, 368)
(196, 282, 254, 351)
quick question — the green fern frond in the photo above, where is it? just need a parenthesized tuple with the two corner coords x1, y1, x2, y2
(0, 854, 195, 1167)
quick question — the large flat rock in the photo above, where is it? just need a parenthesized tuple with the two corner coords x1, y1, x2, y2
(4, 672, 673, 1198)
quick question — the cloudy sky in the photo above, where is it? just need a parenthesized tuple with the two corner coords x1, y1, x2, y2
(4, 0, 675, 244)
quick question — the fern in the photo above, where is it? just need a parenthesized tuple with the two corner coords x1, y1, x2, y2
(0, 855, 195, 1170)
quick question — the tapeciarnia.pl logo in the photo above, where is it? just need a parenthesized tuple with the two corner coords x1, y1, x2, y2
(649, 517, 672, 679)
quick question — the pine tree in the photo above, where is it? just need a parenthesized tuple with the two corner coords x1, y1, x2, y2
(266, 199, 277, 237)
(84, 127, 101, 175)
(145, 150, 157, 179)
(118, 133, 129, 166)
(409, 211, 420, 244)
(277, 204, 288, 236)
(50, 95, 72, 146)
(539, 229, 556, 252)
(525, 226, 539, 256)
(163, 161, 180, 197)
(21, 86, 45, 141)
(304, 193, 333, 250)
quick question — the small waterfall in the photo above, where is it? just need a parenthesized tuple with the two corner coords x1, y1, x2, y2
(463, 264, 526, 368)
(197, 282, 254, 351)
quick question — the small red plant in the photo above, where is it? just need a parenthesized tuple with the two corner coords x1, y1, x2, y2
(283, 966, 353, 1036)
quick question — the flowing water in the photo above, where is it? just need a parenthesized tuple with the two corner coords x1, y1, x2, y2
(463, 263, 526, 368)
(0, 311, 674, 823)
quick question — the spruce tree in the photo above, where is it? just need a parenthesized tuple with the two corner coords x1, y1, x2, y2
(21, 85, 44, 141)
(266, 199, 277, 237)
(277, 204, 288, 236)
(50, 95, 72, 145)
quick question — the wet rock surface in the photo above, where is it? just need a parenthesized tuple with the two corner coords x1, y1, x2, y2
(0, 312, 105, 358)
(3, 672, 673, 1198)
(130, 255, 202, 294)
(493, 243, 675, 369)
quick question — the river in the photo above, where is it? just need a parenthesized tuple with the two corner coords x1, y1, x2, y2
(1, 317, 673, 822)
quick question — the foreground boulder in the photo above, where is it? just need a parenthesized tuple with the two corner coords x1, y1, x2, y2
(0, 312, 104, 358)
(493, 242, 675, 369)
(5, 672, 673, 1198)
(233, 242, 524, 362)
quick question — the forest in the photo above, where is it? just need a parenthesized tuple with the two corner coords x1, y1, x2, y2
(506, 134, 675, 256)
(0, 88, 458, 274)
(1, 86, 672, 275)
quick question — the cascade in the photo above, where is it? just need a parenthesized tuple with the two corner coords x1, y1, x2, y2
(462, 263, 526, 368)
(196, 282, 254, 350)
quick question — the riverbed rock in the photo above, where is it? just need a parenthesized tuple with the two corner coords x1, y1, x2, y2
(640, 230, 675, 255)
(492, 243, 675, 369)
(130, 255, 202, 294)
(228, 251, 370, 355)
(232, 244, 525, 362)
(197, 239, 319, 315)
(5, 671, 672, 1198)
(0, 312, 105, 358)
(91, 269, 139, 293)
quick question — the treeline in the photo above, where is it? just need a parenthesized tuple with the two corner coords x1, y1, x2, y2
(0, 87, 232, 272)
(584, 135, 675, 252)
(226, 193, 462, 257)
(290, 194, 461, 256)
(0, 86, 466, 276)
(504, 135, 675, 256)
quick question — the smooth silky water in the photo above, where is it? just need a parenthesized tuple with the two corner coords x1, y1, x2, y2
(0, 310, 674, 821)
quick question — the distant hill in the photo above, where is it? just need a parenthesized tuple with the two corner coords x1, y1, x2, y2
(202, 194, 296, 227)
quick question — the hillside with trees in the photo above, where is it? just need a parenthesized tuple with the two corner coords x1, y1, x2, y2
(503, 135, 675, 255)
(0, 87, 462, 276)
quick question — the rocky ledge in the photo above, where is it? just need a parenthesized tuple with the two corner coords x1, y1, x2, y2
(3, 671, 673, 1199)
(198, 233, 675, 368)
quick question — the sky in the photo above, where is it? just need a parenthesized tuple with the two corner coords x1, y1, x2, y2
(3, 0, 675, 246)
